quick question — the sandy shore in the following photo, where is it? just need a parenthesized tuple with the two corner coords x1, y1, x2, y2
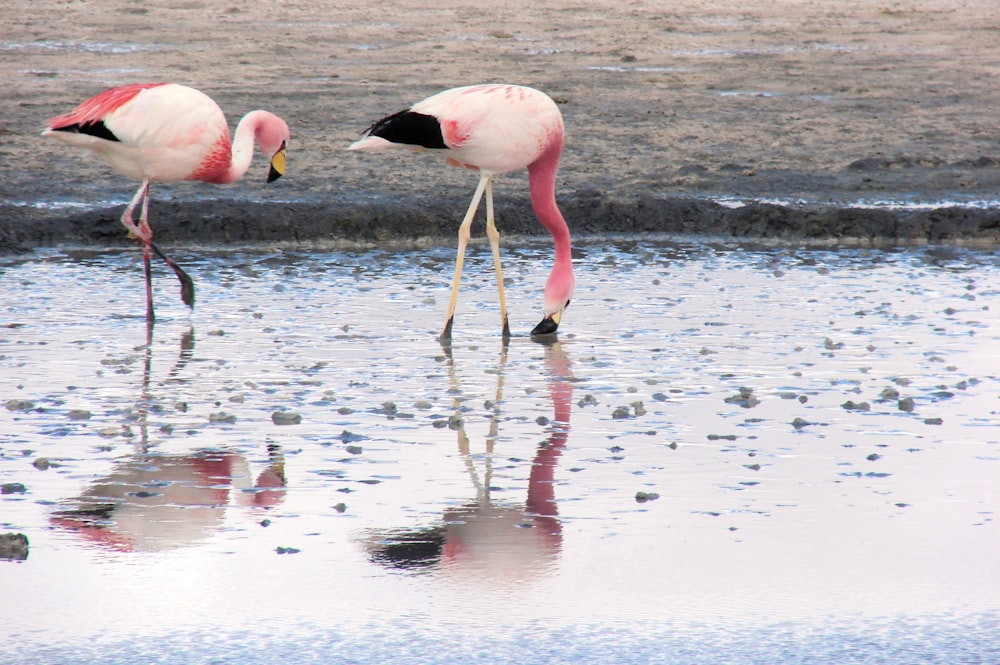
(2, 0, 999, 250)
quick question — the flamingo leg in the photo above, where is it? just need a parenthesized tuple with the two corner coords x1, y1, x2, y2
(132, 181, 196, 314)
(121, 180, 156, 321)
(440, 176, 488, 341)
(484, 179, 510, 339)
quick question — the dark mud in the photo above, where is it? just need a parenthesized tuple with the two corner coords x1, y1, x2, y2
(4, 188, 1000, 254)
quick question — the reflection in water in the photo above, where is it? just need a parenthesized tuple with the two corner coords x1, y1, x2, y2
(366, 340, 573, 580)
(51, 322, 287, 552)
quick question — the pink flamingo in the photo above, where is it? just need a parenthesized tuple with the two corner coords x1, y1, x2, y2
(44, 83, 290, 322)
(348, 84, 574, 340)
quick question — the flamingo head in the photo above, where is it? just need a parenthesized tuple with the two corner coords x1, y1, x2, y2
(532, 266, 574, 337)
(254, 111, 290, 183)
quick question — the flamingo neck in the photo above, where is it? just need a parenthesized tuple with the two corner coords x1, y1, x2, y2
(528, 142, 574, 312)
(219, 111, 268, 184)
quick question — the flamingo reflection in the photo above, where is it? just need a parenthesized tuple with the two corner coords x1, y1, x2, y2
(366, 339, 573, 579)
(51, 322, 287, 552)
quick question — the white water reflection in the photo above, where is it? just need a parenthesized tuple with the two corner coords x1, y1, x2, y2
(1, 238, 998, 663)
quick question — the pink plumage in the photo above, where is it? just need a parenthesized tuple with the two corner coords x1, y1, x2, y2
(44, 83, 290, 322)
(349, 84, 575, 339)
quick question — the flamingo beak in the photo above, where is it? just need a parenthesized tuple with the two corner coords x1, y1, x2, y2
(267, 142, 287, 183)
(530, 308, 564, 337)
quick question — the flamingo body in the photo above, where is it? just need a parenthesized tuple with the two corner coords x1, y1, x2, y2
(349, 84, 574, 338)
(44, 83, 290, 321)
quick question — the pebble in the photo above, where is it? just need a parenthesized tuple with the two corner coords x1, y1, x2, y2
(635, 491, 660, 503)
(271, 411, 302, 425)
(0, 533, 29, 561)
(1, 482, 27, 494)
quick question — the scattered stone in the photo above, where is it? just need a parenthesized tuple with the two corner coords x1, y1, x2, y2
(707, 433, 738, 441)
(923, 417, 943, 425)
(5, 399, 35, 412)
(725, 387, 760, 408)
(577, 394, 598, 407)
(631, 401, 646, 417)
(536, 416, 550, 426)
(743, 463, 761, 471)
(652, 392, 668, 402)
(1, 482, 27, 494)
(32, 458, 50, 471)
(635, 491, 660, 503)
(333, 503, 347, 513)
(345, 445, 363, 455)
(879, 387, 900, 401)
(791, 417, 811, 430)
(824, 337, 844, 350)
(866, 453, 881, 461)
(209, 411, 237, 424)
(841, 400, 870, 411)
(0, 533, 29, 561)
(275, 546, 301, 555)
(260, 519, 271, 527)
(271, 411, 302, 425)
(898, 397, 916, 412)
(611, 406, 631, 419)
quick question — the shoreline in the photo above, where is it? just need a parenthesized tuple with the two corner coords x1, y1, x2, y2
(3, 194, 998, 254)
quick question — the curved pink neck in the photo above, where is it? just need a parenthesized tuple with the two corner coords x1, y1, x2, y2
(527, 140, 572, 279)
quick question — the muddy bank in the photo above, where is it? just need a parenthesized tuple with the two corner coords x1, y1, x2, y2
(3, 192, 999, 254)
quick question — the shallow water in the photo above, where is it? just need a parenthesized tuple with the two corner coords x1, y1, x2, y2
(1, 238, 998, 664)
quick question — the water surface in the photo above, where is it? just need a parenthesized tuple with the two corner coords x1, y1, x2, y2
(1, 238, 998, 663)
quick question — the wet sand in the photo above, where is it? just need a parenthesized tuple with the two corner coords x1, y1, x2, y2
(2, 0, 1000, 250)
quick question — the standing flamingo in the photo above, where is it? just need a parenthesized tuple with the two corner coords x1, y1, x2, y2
(44, 83, 290, 322)
(348, 84, 574, 340)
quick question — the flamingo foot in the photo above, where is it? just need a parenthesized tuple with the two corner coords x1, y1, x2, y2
(149, 241, 196, 308)
(501, 316, 511, 340)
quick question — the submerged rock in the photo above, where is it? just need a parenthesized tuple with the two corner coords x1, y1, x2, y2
(0, 533, 29, 561)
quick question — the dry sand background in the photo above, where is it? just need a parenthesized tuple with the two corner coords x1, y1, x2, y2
(2, 0, 1000, 248)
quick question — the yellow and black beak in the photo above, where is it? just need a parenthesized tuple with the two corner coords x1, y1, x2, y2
(267, 141, 287, 183)
(530, 307, 566, 337)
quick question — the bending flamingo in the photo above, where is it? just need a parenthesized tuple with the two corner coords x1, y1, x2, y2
(44, 83, 290, 322)
(348, 84, 574, 339)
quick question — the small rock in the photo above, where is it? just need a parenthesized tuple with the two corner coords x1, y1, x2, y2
(333, 503, 347, 513)
(631, 401, 646, 417)
(275, 546, 301, 555)
(271, 411, 302, 425)
(32, 458, 50, 471)
(5, 399, 35, 412)
(879, 387, 900, 401)
(209, 412, 237, 424)
(611, 406, 631, 419)
(866, 453, 881, 461)
(577, 394, 598, 407)
(725, 387, 760, 408)
(841, 400, 870, 411)
(898, 397, 915, 412)
(0, 533, 29, 561)
(791, 417, 811, 430)
(1, 482, 27, 494)
(345, 445, 363, 455)
(67, 409, 91, 420)
(923, 417, 943, 425)
(635, 491, 660, 503)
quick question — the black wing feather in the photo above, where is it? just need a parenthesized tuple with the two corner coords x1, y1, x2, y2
(364, 110, 446, 149)
(51, 121, 120, 142)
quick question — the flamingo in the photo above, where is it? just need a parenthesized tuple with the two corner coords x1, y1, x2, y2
(348, 84, 574, 340)
(44, 83, 290, 322)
